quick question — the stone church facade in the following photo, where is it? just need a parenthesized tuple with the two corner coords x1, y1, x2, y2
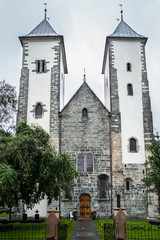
(17, 12, 158, 218)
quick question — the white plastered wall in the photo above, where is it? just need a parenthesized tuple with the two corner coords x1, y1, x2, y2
(113, 39, 145, 164)
(24, 38, 60, 133)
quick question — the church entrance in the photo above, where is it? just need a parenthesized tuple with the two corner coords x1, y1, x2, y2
(80, 194, 90, 218)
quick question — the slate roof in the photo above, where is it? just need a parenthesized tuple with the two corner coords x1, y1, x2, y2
(25, 19, 59, 37)
(109, 20, 146, 39)
(62, 81, 109, 113)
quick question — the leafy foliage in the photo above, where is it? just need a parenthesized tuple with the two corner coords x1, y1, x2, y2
(0, 122, 78, 208)
(0, 80, 17, 131)
(142, 134, 160, 193)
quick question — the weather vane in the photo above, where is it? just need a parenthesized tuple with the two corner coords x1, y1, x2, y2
(83, 68, 87, 82)
(119, 4, 123, 21)
(44, 3, 47, 19)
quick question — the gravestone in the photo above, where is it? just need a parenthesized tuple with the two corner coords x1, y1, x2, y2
(114, 208, 128, 240)
(46, 211, 59, 240)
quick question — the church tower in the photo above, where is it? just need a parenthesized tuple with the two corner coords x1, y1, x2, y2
(17, 11, 67, 217)
(102, 12, 155, 217)
(17, 10, 68, 151)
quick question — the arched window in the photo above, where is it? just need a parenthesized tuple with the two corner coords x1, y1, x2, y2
(82, 108, 88, 121)
(35, 103, 42, 118)
(99, 175, 108, 199)
(127, 63, 132, 72)
(129, 138, 137, 152)
(87, 154, 93, 172)
(126, 181, 130, 190)
(77, 154, 84, 173)
(127, 84, 133, 96)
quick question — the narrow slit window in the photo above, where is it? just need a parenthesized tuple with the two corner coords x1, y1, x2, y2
(82, 108, 88, 121)
(126, 181, 130, 190)
(127, 63, 132, 72)
(127, 84, 133, 96)
(117, 195, 120, 208)
(100, 177, 106, 198)
(35, 103, 42, 118)
(77, 154, 84, 173)
(130, 138, 137, 152)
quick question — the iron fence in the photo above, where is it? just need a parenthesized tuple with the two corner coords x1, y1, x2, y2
(126, 224, 160, 240)
(104, 223, 115, 240)
(103, 223, 160, 240)
(0, 223, 47, 240)
(0, 222, 68, 240)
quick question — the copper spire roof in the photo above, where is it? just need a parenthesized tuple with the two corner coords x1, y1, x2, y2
(109, 19, 146, 39)
(25, 19, 59, 37)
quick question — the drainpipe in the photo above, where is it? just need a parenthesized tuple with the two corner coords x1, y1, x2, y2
(109, 43, 113, 217)
(108, 112, 112, 217)
(59, 111, 62, 217)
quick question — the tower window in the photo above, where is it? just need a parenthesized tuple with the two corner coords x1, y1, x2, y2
(126, 181, 130, 190)
(127, 84, 133, 96)
(127, 63, 132, 72)
(129, 138, 137, 152)
(36, 60, 46, 73)
(35, 103, 42, 118)
(82, 108, 88, 121)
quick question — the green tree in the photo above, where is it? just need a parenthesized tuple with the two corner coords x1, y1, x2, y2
(142, 134, 160, 193)
(0, 80, 17, 131)
(0, 122, 78, 209)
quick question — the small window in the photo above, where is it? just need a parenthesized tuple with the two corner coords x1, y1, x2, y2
(87, 154, 93, 172)
(129, 138, 137, 152)
(77, 154, 84, 173)
(82, 108, 88, 121)
(99, 175, 108, 199)
(126, 181, 130, 190)
(36, 60, 46, 73)
(117, 195, 120, 208)
(127, 84, 133, 96)
(35, 103, 42, 118)
(127, 63, 132, 72)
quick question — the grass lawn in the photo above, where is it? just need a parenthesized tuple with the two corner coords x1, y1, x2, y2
(94, 219, 160, 240)
(0, 213, 9, 218)
(0, 219, 76, 240)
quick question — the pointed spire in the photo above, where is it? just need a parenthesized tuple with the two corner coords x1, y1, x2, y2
(83, 68, 87, 82)
(44, 3, 47, 20)
(119, 4, 123, 21)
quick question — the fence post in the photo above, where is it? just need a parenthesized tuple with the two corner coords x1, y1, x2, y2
(46, 211, 59, 240)
(114, 208, 128, 240)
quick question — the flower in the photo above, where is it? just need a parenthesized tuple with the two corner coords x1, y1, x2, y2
(72, 209, 78, 216)
(91, 209, 96, 215)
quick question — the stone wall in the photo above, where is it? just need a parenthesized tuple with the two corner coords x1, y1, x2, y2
(60, 82, 111, 217)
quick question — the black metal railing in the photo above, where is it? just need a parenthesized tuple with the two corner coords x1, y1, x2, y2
(104, 223, 115, 240)
(126, 224, 160, 240)
(0, 222, 68, 240)
(0, 223, 47, 239)
(58, 223, 67, 240)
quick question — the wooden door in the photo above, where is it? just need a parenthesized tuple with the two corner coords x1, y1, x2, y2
(80, 194, 90, 218)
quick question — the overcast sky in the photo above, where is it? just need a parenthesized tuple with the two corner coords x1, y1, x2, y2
(0, 0, 160, 133)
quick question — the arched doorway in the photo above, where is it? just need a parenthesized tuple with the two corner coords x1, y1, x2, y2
(80, 194, 90, 218)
